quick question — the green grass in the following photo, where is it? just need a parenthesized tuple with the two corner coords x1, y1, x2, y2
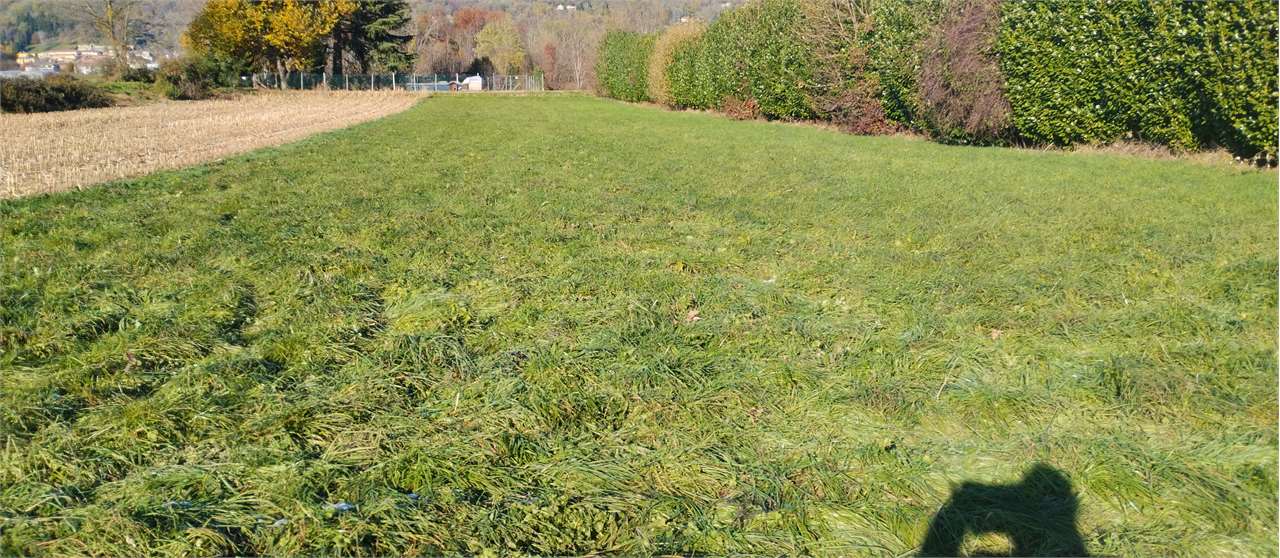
(1, 94, 1275, 557)
(96, 80, 165, 105)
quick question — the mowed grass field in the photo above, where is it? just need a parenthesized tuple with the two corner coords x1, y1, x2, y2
(1, 95, 1275, 557)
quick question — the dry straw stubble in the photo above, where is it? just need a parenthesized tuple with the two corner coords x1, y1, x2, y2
(0, 91, 419, 199)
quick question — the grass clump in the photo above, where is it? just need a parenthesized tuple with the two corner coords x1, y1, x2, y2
(0, 95, 1275, 556)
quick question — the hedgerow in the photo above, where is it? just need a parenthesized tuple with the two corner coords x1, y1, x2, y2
(998, 1, 1195, 149)
(666, 22, 731, 110)
(648, 22, 706, 107)
(664, 0, 815, 120)
(919, 0, 1012, 144)
(0, 75, 111, 113)
(596, 31, 655, 103)
(156, 55, 240, 101)
(799, 0, 893, 134)
(728, 0, 815, 120)
(862, 0, 942, 131)
(1200, 0, 1278, 157)
(615, 0, 1277, 158)
(997, 0, 1277, 156)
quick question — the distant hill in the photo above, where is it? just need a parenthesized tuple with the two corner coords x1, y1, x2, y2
(0, 0, 202, 60)
(0, 0, 732, 70)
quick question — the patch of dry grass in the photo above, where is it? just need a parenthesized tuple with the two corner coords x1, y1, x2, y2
(0, 91, 420, 199)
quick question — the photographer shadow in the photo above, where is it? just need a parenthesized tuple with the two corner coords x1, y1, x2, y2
(919, 463, 1088, 557)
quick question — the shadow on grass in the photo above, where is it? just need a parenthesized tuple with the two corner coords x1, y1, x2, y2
(919, 463, 1088, 557)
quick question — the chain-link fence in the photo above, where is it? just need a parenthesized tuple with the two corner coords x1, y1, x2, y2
(250, 72, 545, 92)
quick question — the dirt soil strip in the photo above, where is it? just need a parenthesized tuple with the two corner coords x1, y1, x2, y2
(0, 91, 421, 199)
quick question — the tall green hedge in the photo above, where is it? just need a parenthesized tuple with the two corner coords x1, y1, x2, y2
(998, 0, 1278, 156)
(624, 0, 1278, 158)
(667, 20, 733, 110)
(863, 0, 942, 131)
(1200, 0, 1279, 157)
(723, 0, 816, 119)
(666, 0, 815, 120)
(597, 31, 656, 103)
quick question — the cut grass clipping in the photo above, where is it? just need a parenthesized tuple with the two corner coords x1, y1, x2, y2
(1, 95, 1275, 557)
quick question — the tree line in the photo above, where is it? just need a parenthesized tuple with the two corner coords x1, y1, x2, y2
(3, 0, 737, 91)
(183, 0, 413, 85)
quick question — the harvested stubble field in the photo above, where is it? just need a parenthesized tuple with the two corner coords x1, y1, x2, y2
(0, 91, 419, 199)
(0, 95, 1276, 557)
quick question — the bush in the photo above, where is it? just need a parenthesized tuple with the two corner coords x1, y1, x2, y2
(0, 75, 111, 113)
(596, 31, 655, 102)
(919, 0, 1013, 144)
(648, 22, 705, 107)
(666, 0, 816, 120)
(996, 0, 1278, 156)
(998, 1, 1199, 149)
(720, 0, 816, 120)
(799, 0, 893, 134)
(120, 66, 157, 83)
(863, 0, 942, 131)
(644, 0, 1276, 156)
(667, 22, 732, 110)
(156, 56, 237, 100)
(1200, 0, 1278, 157)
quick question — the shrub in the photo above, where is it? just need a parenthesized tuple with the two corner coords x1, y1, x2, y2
(596, 31, 655, 102)
(918, 0, 1013, 144)
(667, 22, 733, 110)
(1200, 0, 1278, 157)
(996, 0, 1278, 155)
(120, 66, 157, 83)
(721, 0, 816, 120)
(648, 22, 705, 107)
(863, 0, 942, 131)
(799, 0, 893, 134)
(998, 1, 1200, 149)
(0, 75, 111, 113)
(666, 0, 816, 120)
(156, 55, 236, 100)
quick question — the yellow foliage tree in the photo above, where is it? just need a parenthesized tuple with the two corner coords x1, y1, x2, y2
(186, 0, 354, 86)
(475, 17, 526, 74)
(184, 0, 268, 64)
(264, 0, 355, 74)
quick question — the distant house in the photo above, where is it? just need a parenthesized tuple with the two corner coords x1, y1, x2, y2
(77, 44, 113, 54)
(42, 50, 79, 64)
(13, 44, 157, 73)
(462, 75, 483, 91)
(0, 69, 57, 79)
(76, 56, 111, 75)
